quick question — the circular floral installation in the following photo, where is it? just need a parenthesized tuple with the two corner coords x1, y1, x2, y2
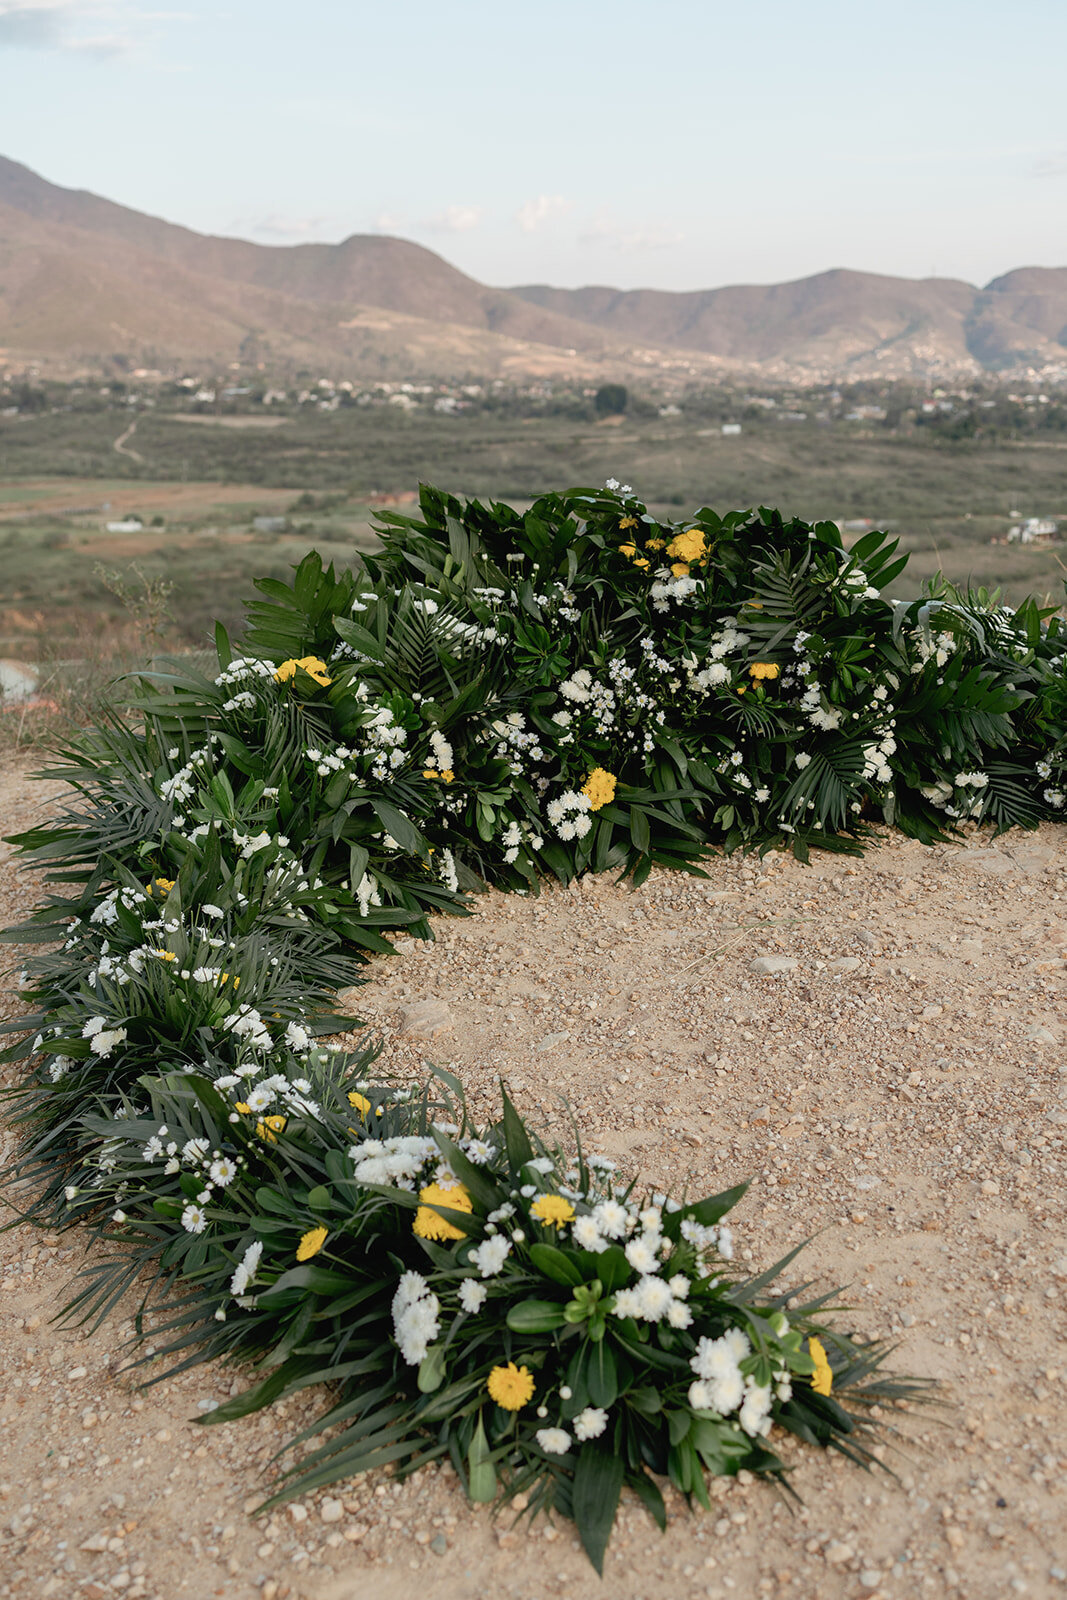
(6, 481, 1063, 1571)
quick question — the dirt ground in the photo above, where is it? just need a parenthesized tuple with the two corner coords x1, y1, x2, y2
(1, 758, 1065, 1600)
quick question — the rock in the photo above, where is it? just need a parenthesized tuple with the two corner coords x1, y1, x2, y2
(859, 1570, 884, 1588)
(394, 937, 417, 955)
(956, 851, 1016, 875)
(920, 1005, 944, 1021)
(320, 1497, 344, 1523)
(1025, 1025, 1058, 1046)
(825, 1540, 854, 1565)
(430, 1533, 448, 1555)
(398, 999, 453, 1039)
(828, 957, 861, 973)
(855, 929, 880, 949)
(750, 1106, 772, 1125)
(981, 1179, 1001, 1197)
(80, 1533, 110, 1552)
(536, 1030, 571, 1051)
(288, 1503, 308, 1523)
(749, 956, 798, 975)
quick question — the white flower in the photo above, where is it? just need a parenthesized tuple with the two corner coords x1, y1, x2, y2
(571, 1214, 606, 1252)
(667, 1299, 693, 1328)
(112, 1209, 127, 1223)
(624, 1236, 659, 1276)
(284, 1021, 311, 1051)
(689, 1379, 714, 1410)
(181, 1204, 207, 1235)
(90, 1027, 127, 1058)
(738, 1382, 774, 1438)
(209, 1157, 238, 1187)
(458, 1279, 488, 1314)
(535, 1427, 571, 1455)
(82, 1015, 106, 1038)
(794, 751, 812, 769)
(392, 1273, 440, 1365)
(573, 1407, 608, 1442)
(592, 1199, 629, 1240)
(230, 1240, 263, 1297)
(470, 1235, 511, 1277)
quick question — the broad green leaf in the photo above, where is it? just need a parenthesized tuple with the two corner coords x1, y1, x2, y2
(571, 1445, 624, 1575)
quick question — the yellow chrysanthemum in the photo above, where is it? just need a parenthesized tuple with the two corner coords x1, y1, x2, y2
(530, 1193, 576, 1229)
(413, 1181, 473, 1242)
(152, 948, 176, 962)
(347, 1090, 371, 1117)
(487, 1362, 535, 1411)
(296, 1225, 328, 1261)
(275, 655, 333, 688)
(423, 768, 457, 782)
(440, 769, 455, 783)
(646, 537, 666, 550)
(808, 1336, 833, 1396)
(255, 1114, 288, 1143)
(749, 662, 780, 681)
(619, 542, 650, 570)
(671, 562, 691, 578)
(581, 767, 617, 812)
(146, 877, 176, 897)
(618, 516, 638, 530)
(666, 528, 707, 564)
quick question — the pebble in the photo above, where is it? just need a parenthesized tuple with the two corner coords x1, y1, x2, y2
(828, 956, 861, 973)
(319, 1497, 344, 1523)
(398, 998, 454, 1038)
(824, 1540, 854, 1564)
(749, 955, 798, 975)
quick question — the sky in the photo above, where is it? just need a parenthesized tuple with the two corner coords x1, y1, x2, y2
(1, 0, 1065, 293)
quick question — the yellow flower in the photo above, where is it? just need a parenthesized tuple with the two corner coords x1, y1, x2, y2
(145, 877, 175, 897)
(671, 562, 691, 578)
(423, 768, 457, 782)
(666, 528, 707, 564)
(152, 948, 176, 962)
(440, 769, 455, 783)
(619, 542, 650, 570)
(581, 767, 617, 812)
(749, 662, 780, 681)
(347, 1090, 371, 1117)
(233, 1101, 251, 1113)
(530, 1193, 575, 1229)
(746, 600, 764, 610)
(296, 1225, 328, 1262)
(413, 1181, 473, 1242)
(618, 516, 638, 529)
(219, 972, 240, 988)
(646, 537, 666, 550)
(256, 1114, 288, 1143)
(487, 1362, 535, 1411)
(809, 1336, 833, 1396)
(275, 656, 332, 688)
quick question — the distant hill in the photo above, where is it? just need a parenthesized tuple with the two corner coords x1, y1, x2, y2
(1, 154, 1065, 379)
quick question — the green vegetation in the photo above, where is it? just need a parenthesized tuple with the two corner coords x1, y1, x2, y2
(4, 483, 984, 1563)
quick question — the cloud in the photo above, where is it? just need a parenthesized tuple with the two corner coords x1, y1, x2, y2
(1033, 151, 1067, 178)
(515, 193, 569, 233)
(422, 204, 483, 233)
(578, 213, 686, 253)
(238, 214, 333, 242)
(0, 1, 156, 55)
(374, 211, 405, 234)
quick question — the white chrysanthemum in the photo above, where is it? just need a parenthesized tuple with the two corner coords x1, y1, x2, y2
(593, 1199, 629, 1240)
(230, 1239, 263, 1297)
(181, 1204, 207, 1235)
(624, 1235, 659, 1275)
(458, 1279, 488, 1314)
(739, 1382, 774, 1438)
(535, 1427, 571, 1455)
(470, 1235, 511, 1277)
(571, 1214, 606, 1252)
(573, 1407, 608, 1442)
(634, 1275, 674, 1321)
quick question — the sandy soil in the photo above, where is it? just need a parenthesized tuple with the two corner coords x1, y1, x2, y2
(1, 759, 1065, 1600)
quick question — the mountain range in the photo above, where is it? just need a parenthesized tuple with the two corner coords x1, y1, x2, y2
(1, 154, 1065, 383)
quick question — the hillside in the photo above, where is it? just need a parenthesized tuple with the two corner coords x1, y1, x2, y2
(1, 153, 1066, 378)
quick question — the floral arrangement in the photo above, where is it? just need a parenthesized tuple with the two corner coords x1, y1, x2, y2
(9, 476, 1061, 1568)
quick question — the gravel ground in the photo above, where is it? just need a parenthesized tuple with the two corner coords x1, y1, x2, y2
(1, 759, 1065, 1600)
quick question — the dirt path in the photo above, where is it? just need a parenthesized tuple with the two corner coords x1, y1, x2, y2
(1, 758, 1065, 1600)
(112, 421, 144, 463)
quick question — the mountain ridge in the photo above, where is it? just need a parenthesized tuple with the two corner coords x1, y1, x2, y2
(1, 154, 1065, 379)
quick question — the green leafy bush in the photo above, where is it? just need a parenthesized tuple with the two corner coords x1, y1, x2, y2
(10, 478, 1065, 1567)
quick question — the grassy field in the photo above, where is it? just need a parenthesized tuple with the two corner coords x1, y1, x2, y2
(1, 407, 1065, 672)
